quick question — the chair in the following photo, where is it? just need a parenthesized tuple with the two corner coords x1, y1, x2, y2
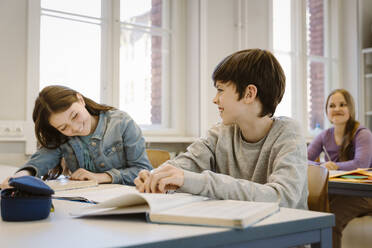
(307, 164, 330, 212)
(146, 149, 171, 168)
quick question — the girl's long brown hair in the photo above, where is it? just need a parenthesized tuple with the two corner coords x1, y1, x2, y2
(33, 85, 114, 149)
(325, 89, 359, 161)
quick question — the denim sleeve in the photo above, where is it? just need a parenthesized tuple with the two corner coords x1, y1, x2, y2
(18, 147, 62, 178)
(105, 116, 152, 185)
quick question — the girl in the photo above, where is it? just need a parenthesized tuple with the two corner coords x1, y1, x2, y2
(2, 85, 152, 186)
(308, 89, 372, 248)
(308, 89, 372, 170)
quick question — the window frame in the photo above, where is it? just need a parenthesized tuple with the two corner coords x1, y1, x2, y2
(26, 0, 191, 154)
(268, 0, 340, 139)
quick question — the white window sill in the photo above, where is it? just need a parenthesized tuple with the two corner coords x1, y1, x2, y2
(144, 136, 197, 143)
(0, 137, 26, 142)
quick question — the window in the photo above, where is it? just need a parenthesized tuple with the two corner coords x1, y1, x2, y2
(271, 0, 339, 135)
(272, 0, 292, 117)
(36, 0, 182, 133)
(306, 0, 340, 132)
(40, 0, 101, 102)
(119, 0, 170, 128)
(306, 0, 326, 131)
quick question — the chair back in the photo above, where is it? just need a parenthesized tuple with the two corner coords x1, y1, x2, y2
(146, 149, 171, 168)
(308, 165, 329, 212)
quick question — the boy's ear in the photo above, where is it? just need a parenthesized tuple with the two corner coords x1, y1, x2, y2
(243, 84, 257, 103)
(76, 93, 86, 106)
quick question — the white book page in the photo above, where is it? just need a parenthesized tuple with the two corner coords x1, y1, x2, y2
(328, 170, 347, 177)
(68, 186, 207, 216)
(94, 192, 207, 213)
(153, 200, 279, 220)
(54, 184, 137, 203)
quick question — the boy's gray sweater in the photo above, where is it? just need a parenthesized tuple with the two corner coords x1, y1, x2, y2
(169, 117, 308, 209)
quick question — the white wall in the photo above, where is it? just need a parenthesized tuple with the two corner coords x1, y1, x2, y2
(200, 0, 270, 134)
(200, 0, 238, 134)
(0, 0, 29, 166)
(359, 0, 372, 48)
(0, 0, 27, 120)
(339, 0, 359, 104)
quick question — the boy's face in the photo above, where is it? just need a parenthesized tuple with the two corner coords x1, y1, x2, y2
(49, 95, 94, 137)
(213, 81, 246, 125)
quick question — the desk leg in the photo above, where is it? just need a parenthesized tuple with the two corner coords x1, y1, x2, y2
(312, 227, 332, 248)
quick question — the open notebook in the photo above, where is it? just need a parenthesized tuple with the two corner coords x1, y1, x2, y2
(69, 187, 279, 229)
(329, 168, 372, 183)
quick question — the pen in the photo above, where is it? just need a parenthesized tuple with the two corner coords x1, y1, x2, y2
(322, 145, 332, 162)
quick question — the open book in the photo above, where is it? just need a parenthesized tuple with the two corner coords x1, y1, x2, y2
(70, 188, 279, 229)
(329, 168, 372, 183)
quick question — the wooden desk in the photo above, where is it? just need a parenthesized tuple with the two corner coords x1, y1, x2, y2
(0, 199, 334, 248)
(328, 181, 372, 198)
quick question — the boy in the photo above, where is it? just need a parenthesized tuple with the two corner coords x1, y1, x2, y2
(135, 49, 308, 209)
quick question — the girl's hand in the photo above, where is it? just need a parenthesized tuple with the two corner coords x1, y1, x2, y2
(0, 170, 32, 189)
(322, 161, 339, 170)
(70, 168, 112, 183)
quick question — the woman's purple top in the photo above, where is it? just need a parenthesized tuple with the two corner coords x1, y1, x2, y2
(307, 125, 372, 170)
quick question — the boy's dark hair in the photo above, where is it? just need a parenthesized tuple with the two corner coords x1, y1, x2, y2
(33, 85, 114, 149)
(212, 49, 285, 117)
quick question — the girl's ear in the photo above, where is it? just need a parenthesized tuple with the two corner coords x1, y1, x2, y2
(76, 93, 85, 106)
(243, 84, 257, 103)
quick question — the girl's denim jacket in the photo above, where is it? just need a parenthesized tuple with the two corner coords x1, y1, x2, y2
(20, 110, 152, 185)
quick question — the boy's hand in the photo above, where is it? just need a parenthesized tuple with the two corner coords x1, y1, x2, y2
(322, 161, 339, 170)
(134, 169, 151, 193)
(70, 168, 112, 183)
(135, 164, 184, 193)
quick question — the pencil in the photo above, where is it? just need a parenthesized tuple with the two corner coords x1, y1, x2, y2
(322, 145, 332, 162)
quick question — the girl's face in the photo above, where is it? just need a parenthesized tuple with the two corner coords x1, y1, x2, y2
(49, 95, 95, 137)
(327, 92, 350, 126)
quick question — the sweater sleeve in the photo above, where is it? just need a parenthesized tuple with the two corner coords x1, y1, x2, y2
(307, 131, 325, 165)
(167, 126, 219, 173)
(335, 129, 372, 170)
(176, 121, 308, 209)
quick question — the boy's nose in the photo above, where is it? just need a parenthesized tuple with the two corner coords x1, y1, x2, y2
(212, 95, 218, 104)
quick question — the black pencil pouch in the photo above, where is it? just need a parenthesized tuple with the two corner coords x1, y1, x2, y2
(1, 176, 54, 221)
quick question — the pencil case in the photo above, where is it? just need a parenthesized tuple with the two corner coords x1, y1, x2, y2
(1, 176, 54, 221)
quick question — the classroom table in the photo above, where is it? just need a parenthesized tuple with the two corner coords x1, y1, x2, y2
(328, 180, 372, 198)
(0, 199, 334, 248)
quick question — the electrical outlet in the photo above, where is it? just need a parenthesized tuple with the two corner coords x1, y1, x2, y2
(0, 125, 10, 136)
(12, 125, 24, 137)
(0, 122, 24, 137)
